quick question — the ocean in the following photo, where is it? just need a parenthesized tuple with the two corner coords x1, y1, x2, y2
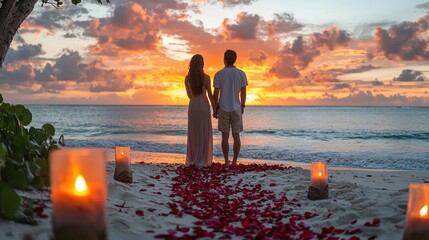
(27, 105, 429, 170)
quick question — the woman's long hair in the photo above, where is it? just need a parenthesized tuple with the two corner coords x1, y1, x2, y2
(188, 54, 205, 96)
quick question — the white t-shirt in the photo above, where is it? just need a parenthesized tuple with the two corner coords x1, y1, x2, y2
(214, 67, 248, 112)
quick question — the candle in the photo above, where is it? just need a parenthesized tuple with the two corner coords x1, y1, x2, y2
(50, 149, 107, 240)
(114, 146, 132, 183)
(404, 183, 429, 240)
(115, 146, 131, 173)
(310, 161, 328, 190)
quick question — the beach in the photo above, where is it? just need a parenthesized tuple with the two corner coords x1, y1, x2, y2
(1, 149, 428, 240)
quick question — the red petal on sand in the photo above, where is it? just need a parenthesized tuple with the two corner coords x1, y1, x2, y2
(176, 225, 190, 233)
(364, 218, 380, 227)
(147, 208, 157, 212)
(139, 188, 147, 192)
(373, 218, 380, 225)
(135, 209, 144, 216)
(33, 205, 44, 214)
(147, 183, 156, 187)
(156, 163, 377, 239)
(349, 237, 360, 240)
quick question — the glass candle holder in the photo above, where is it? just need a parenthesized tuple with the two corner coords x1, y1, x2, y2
(50, 148, 107, 240)
(115, 146, 131, 173)
(404, 183, 429, 240)
(310, 161, 328, 190)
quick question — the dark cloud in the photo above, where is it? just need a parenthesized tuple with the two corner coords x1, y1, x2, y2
(0, 64, 34, 82)
(393, 69, 425, 82)
(265, 13, 302, 37)
(262, 90, 429, 106)
(63, 33, 77, 38)
(329, 65, 380, 75)
(312, 26, 351, 50)
(371, 79, 384, 86)
(35, 63, 56, 82)
(416, 2, 429, 9)
(114, 34, 158, 51)
(54, 51, 86, 81)
(269, 26, 351, 78)
(249, 50, 267, 65)
(210, 0, 258, 7)
(28, 10, 64, 30)
(1, 49, 135, 94)
(375, 15, 429, 60)
(332, 83, 351, 90)
(82, 60, 134, 92)
(4, 44, 44, 64)
(222, 12, 260, 40)
(27, 7, 89, 31)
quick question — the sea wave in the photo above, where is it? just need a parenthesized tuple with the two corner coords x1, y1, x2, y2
(245, 129, 429, 141)
(65, 139, 429, 170)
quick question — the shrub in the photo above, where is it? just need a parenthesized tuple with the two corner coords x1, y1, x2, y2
(0, 93, 63, 222)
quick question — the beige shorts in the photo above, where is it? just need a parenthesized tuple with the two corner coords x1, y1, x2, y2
(218, 108, 243, 133)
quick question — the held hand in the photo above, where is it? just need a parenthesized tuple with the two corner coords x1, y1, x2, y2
(212, 108, 218, 119)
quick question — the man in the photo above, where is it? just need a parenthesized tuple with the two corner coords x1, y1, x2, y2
(213, 49, 248, 166)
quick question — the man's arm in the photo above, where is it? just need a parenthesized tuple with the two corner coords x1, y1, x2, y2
(240, 86, 246, 114)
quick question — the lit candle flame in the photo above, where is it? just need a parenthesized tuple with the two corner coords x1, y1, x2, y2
(75, 175, 87, 193)
(121, 151, 124, 156)
(420, 205, 428, 217)
(318, 172, 322, 177)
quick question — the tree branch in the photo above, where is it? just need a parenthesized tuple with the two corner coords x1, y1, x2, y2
(0, 0, 38, 68)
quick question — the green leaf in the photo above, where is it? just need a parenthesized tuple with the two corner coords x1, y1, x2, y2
(13, 135, 27, 153)
(5, 163, 28, 189)
(42, 123, 55, 136)
(12, 105, 25, 115)
(0, 102, 10, 112)
(20, 108, 32, 126)
(0, 181, 21, 220)
(0, 94, 3, 104)
(0, 143, 6, 167)
(37, 159, 49, 186)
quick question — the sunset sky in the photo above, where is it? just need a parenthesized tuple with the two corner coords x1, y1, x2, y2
(1, 0, 429, 106)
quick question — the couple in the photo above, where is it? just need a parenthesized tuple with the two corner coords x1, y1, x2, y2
(185, 49, 248, 167)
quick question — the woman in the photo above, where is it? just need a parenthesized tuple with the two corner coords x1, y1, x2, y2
(185, 54, 216, 167)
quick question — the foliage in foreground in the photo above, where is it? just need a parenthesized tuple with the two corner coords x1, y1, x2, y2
(0, 94, 63, 223)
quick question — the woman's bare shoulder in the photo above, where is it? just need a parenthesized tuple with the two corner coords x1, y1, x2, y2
(204, 74, 211, 80)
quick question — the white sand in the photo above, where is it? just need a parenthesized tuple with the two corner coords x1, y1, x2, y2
(1, 150, 428, 240)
